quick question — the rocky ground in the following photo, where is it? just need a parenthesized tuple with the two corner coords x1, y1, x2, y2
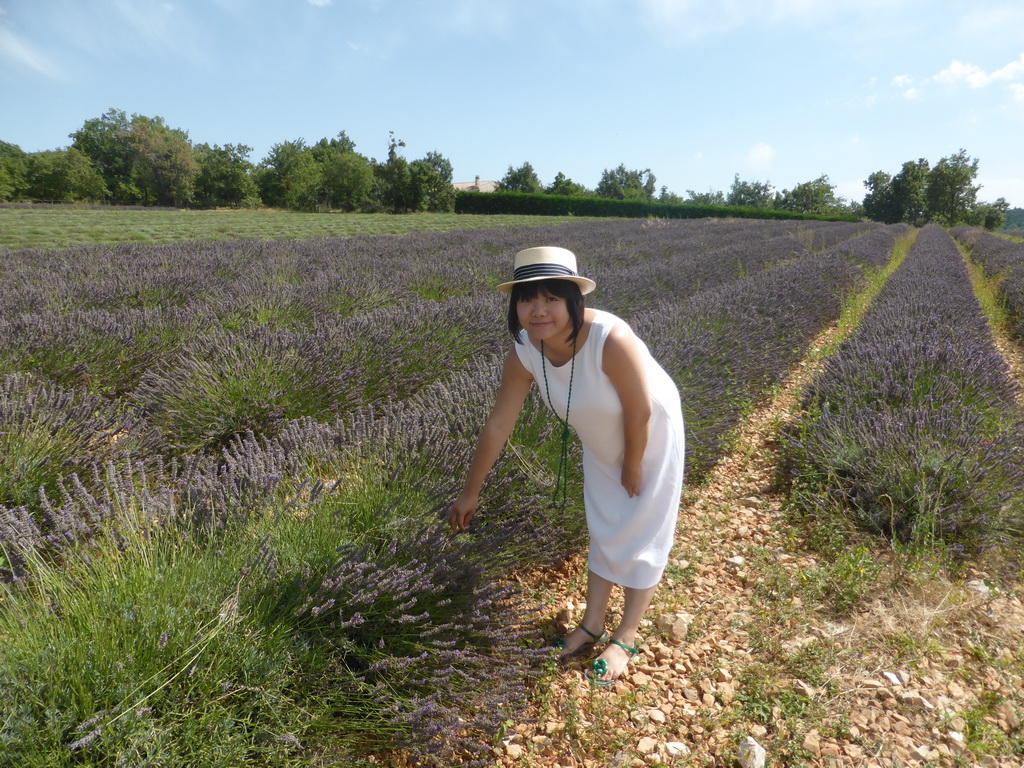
(491, 326, 1024, 768)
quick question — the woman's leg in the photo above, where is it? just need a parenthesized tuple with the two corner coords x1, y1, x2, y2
(591, 582, 659, 681)
(559, 570, 615, 656)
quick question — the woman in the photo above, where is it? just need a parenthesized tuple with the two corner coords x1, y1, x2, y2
(448, 246, 685, 685)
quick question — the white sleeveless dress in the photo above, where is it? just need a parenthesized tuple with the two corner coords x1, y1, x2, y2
(514, 309, 685, 589)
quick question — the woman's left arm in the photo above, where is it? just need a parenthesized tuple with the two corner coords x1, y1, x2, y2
(603, 326, 652, 497)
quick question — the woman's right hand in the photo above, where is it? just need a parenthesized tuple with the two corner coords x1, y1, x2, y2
(448, 491, 479, 533)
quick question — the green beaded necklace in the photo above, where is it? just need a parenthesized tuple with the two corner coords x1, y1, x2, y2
(540, 337, 576, 508)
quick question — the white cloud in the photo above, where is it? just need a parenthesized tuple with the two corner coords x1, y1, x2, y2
(890, 74, 913, 88)
(902, 87, 921, 100)
(746, 142, 776, 171)
(307, 0, 332, 6)
(0, 25, 63, 79)
(933, 53, 1024, 88)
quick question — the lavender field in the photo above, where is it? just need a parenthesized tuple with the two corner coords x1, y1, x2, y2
(784, 225, 1024, 553)
(4, 217, 1019, 766)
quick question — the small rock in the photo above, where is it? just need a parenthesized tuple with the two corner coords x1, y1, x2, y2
(911, 745, 936, 762)
(792, 679, 817, 697)
(726, 555, 746, 569)
(737, 736, 766, 768)
(898, 690, 935, 710)
(647, 708, 667, 724)
(665, 741, 689, 757)
(882, 671, 902, 686)
(652, 612, 690, 643)
(505, 743, 523, 758)
(739, 497, 760, 509)
(637, 736, 658, 754)
(996, 701, 1019, 730)
(802, 729, 821, 757)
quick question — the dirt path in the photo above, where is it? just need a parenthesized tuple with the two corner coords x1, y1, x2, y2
(493, 323, 1024, 768)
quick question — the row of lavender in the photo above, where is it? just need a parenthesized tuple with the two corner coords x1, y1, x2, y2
(783, 225, 1024, 551)
(0, 220, 901, 764)
(952, 226, 1024, 342)
(0, 218, 871, 509)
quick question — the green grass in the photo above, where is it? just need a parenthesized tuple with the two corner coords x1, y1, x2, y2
(0, 206, 593, 250)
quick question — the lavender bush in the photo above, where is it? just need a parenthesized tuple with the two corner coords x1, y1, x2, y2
(952, 226, 1024, 343)
(784, 226, 1024, 551)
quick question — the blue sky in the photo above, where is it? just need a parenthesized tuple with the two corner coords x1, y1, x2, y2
(2, 0, 1023, 207)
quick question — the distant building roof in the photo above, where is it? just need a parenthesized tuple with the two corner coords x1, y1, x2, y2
(453, 175, 499, 193)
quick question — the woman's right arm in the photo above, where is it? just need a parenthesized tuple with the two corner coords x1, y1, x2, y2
(449, 348, 534, 532)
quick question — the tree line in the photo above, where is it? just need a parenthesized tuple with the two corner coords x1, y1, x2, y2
(497, 152, 1012, 230)
(0, 109, 455, 213)
(0, 107, 1015, 229)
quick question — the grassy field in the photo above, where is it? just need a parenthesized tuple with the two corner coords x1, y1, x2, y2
(0, 205, 592, 250)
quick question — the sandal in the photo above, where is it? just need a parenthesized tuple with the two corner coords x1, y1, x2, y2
(587, 639, 640, 686)
(553, 624, 609, 662)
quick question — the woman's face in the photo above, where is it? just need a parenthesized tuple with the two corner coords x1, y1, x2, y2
(517, 288, 571, 344)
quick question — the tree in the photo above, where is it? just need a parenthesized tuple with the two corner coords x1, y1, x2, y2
(658, 186, 684, 205)
(890, 159, 930, 225)
(546, 172, 588, 197)
(862, 170, 897, 223)
(968, 197, 1009, 231)
(282, 151, 323, 211)
(309, 131, 357, 164)
(24, 148, 107, 202)
(127, 116, 198, 207)
(0, 141, 27, 201)
(322, 150, 373, 211)
(498, 161, 542, 194)
(596, 164, 656, 201)
(409, 151, 456, 212)
(1003, 208, 1024, 231)
(726, 175, 773, 208)
(685, 189, 725, 205)
(925, 149, 980, 226)
(254, 140, 309, 208)
(775, 174, 840, 215)
(70, 108, 137, 203)
(372, 132, 415, 213)
(193, 143, 260, 208)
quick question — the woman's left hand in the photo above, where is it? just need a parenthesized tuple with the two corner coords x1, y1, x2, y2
(621, 465, 642, 498)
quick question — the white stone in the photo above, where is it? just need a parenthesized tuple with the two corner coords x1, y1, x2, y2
(666, 742, 690, 757)
(737, 736, 767, 768)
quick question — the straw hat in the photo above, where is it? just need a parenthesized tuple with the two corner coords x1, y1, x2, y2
(495, 246, 596, 295)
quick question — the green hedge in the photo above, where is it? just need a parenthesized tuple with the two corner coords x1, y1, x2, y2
(455, 190, 859, 222)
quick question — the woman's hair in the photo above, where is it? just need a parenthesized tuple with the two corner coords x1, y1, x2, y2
(507, 278, 586, 343)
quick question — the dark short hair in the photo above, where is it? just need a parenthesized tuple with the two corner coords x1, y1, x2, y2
(507, 279, 586, 344)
